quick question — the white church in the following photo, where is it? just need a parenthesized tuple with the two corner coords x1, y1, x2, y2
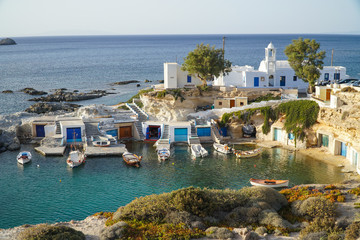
(213, 42, 348, 92)
(163, 42, 348, 92)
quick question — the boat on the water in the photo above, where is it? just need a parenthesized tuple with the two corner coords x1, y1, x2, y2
(157, 148, 170, 161)
(249, 178, 289, 188)
(67, 150, 86, 168)
(235, 148, 262, 158)
(191, 144, 208, 158)
(17, 151, 32, 165)
(91, 136, 111, 147)
(123, 152, 142, 167)
(213, 143, 232, 154)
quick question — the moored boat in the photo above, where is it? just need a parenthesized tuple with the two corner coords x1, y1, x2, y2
(123, 152, 142, 167)
(91, 136, 111, 147)
(157, 148, 170, 161)
(67, 150, 86, 168)
(213, 143, 232, 154)
(249, 178, 289, 188)
(191, 144, 208, 158)
(235, 148, 262, 158)
(17, 151, 32, 165)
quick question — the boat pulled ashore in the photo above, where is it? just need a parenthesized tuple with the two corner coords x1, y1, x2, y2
(67, 150, 86, 168)
(91, 136, 111, 147)
(213, 143, 232, 154)
(17, 151, 32, 165)
(191, 144, 208, 158)
(235, 148, 262, 158)
(157, 148, 170, 161)
(249, 178, 289, 188)
(122, 152, 142, 167)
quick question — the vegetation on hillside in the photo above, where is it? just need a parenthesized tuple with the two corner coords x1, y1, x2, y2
(126, 88, 154, 103)
(17, 224, 85, 240)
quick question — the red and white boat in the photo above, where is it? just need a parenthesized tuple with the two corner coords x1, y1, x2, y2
(249, 178, 289, 188)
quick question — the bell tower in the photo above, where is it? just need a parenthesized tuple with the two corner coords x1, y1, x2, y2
(265, 42, 276, 74)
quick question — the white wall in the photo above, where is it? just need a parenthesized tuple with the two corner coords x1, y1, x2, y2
(243, 71, 268, 88)
(164, 63, 178, 89)
(44, 125, 56, 137)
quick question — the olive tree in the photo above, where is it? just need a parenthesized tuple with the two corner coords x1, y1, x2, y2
(284, 38, 326, 93)
(181, 43, 232, 86)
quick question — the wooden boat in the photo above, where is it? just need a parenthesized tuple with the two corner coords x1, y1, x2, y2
(157, 148, 170, 161)
(122, 152, 142, 167)
(17, 151, 32, 165)
(249, 178, 289, 188)
(235, 148, 262, 158)
(191, 144, 208, 158)
(67, 150, 86, 168)
(213, 143, 232, 154)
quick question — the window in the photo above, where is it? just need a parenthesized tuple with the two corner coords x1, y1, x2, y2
(334, 73, 340, 80)
(240, 102, 244, 106)
(293, 76, 297, 81)
(219, 101, 222, 106)
(187, 75, 192, 83)
(324, 73, 329, 80)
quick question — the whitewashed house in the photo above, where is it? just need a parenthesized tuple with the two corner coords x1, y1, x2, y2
(164, 63, 203, 89)
(214, 43, 348, 92)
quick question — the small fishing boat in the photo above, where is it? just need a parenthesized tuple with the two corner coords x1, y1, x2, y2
(157, 148, 170, 161)
(122, 152, 142, 167)
(191, 144, 208, 158)
(213, 143, 232, 154)
(17, 151, 32, 165)
(67, 150, 86, 168)
(235, 148, 262, 158)
(91, 136, 111, 147)
(249, 178, 289, 188)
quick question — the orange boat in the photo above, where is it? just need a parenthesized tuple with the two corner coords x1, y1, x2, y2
(122, 152, 142, 167)
(249, 178, 289, 188)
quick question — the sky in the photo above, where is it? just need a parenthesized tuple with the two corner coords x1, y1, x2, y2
(0, 0, 360, 37)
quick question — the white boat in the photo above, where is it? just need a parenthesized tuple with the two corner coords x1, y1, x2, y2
(157, 148, 170, 161)
(213, 143, 232, 154)
(17, 151, 32, 165)
(67, 150, 86, 168)
(249, 178, 289, 188)
(191, 144, 208, 158)
(235, 148, 262, 158)
(91, 136, 111, 147)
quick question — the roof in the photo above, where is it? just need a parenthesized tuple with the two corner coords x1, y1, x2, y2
(267, 42, 275, 49)
(60, 120, 85, 127)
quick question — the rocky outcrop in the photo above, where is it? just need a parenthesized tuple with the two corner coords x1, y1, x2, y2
(2, 90, 13, 93)
(29, 89, 108, 102)
(0, 130, 20, 152)
(25, 103, 81, 114)
(0, 38, 16, 45)
(111, 80, 139, 85)
(20, 88, 47, 95)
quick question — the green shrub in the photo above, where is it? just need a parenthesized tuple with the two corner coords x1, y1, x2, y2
(345, 222, 360, 240)
(249, 93, 281, 103)
(300, 217, 343, 240)
(17, 224, 85, 240)
(299, 197, 336, 219)
(126, 88, 154, 103)
(348, 186, 360, 196)
(118, 105, 129, 110)
(241, 186, 288, 211)
(156, 90, 167, 98)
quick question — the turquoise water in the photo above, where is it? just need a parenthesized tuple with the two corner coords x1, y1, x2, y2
(0, 142, 345, 229)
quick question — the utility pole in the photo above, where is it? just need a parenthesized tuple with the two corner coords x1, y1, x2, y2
(222, 36, 226, 61)
(331, 49, 334, 66)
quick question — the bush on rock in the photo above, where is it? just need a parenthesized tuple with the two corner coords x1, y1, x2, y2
(17, 224, 85, 240)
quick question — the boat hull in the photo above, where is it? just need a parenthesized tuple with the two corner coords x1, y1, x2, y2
(17, 158, 31, 165)
(123, 152, 142, 167)
(157, 148, 170, 161)
(67, 151, 85, 168)
(213, 143, 231, 154)
(17, 151, 32, 165)
(236, 148, 262, 158)
(249, 178, 289, 188)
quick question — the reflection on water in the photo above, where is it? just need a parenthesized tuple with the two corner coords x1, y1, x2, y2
(0, 142, 345, 228)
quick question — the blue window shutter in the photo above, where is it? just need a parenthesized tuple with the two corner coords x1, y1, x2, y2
(187, 75, 192, 83)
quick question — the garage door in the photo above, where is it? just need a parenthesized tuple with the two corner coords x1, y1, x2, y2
(67, 128, 81, 143)
(174, 128, 188, 142)
(197, 127, 211, 137)
(274, 128, 281, 141)
(36, 125, 45, 137)
(119, 126, 132, 138)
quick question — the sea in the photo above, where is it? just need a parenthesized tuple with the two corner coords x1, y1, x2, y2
(0, 34, 359, 229)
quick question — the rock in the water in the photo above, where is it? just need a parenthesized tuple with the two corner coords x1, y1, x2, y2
(100, 221, 128, 240)
(158, 80, 164, 83)
(2, 90, 13, 93)
(111, 80, 139, 85)
(20, 88, 47, 95)
(7, 141, 20, 151)
(136, 84, 141, 87)
(25, 103, 81, 114)
(29, 90, 107, 102)
(0, 38, 16, 45)
(144, 79, 151, 83)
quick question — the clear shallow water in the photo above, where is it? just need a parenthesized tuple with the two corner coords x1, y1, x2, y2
(0, 34, 360, 114)
(0, 142, 345, 229)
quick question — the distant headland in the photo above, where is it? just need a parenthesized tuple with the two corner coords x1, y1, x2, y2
(0, 38, 16, 45)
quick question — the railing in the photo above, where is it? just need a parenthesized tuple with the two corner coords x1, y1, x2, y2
(132, 99, 149, 120)
(125, 103, 139, 119)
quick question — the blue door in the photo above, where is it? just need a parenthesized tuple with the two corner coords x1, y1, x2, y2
(106, 129, 118, 138)
(274, 128, 281, 141)
(254, 77, 259, 87)
(280, 76, 286, 86)
(66, 128, 81, 143)
(197, 127, 211, 137)
(174, 128, 188, 142)
(340, 142, 347, 157)
(36, 125, 45, 137)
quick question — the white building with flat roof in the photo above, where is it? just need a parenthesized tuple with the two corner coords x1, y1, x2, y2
(214, 43, 348, 92)
(164, 62, 203, 89)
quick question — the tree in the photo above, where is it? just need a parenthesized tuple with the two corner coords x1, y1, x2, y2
(181, 43, 232, 86)
(284, 38, 326, 93)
